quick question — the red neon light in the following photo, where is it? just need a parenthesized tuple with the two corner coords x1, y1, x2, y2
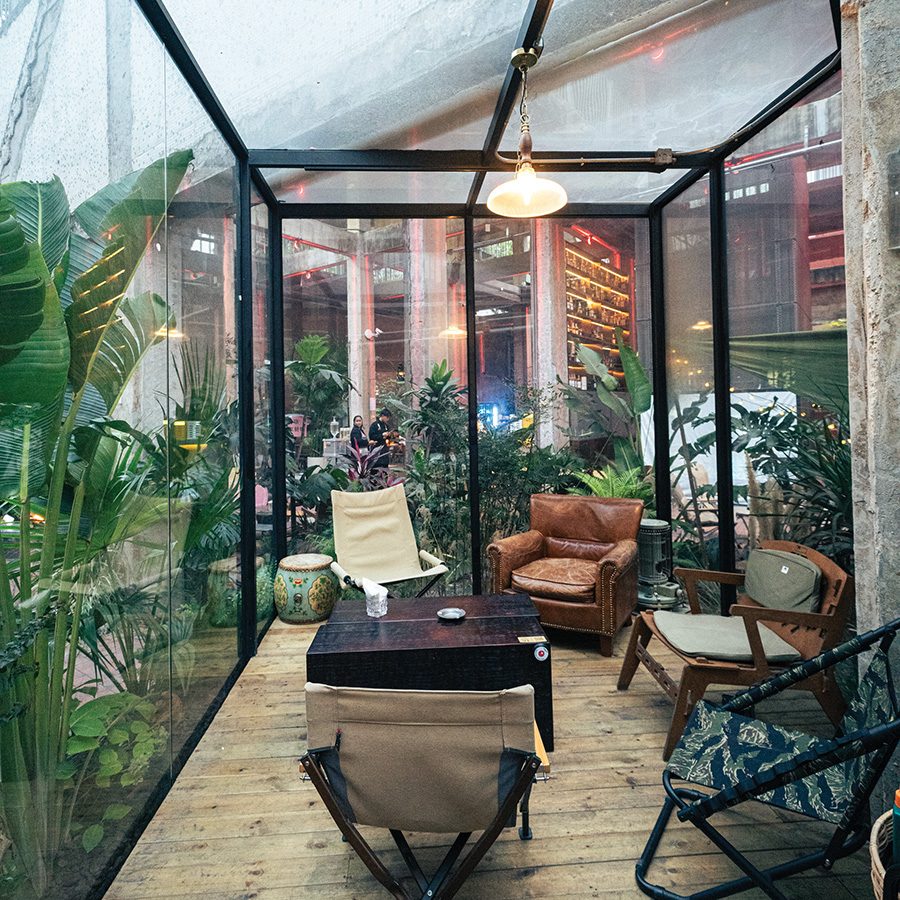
(570, 225, 622, 269)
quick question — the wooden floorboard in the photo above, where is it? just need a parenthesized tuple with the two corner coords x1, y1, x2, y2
(105, 617, 872, 900)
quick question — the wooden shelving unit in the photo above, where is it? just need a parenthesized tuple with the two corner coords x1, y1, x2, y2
(564, 243, 633, 388)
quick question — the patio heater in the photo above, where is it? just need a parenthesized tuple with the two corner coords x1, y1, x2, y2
(636, 519, 684, 611)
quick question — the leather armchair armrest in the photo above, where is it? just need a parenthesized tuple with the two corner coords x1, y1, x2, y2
(486, 530, 545, 593)
(674, 567, 746, 615)
(598, 540, 638, 582)
(596, 539, 639, 635)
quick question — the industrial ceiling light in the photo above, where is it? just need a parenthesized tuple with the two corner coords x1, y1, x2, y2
(487, 46, 567, 218)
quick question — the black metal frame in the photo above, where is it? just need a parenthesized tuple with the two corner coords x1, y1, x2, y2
(112, 3, 849, 893)
(135, 0, 844, 670)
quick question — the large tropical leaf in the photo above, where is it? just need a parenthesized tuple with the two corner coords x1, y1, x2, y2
(0, 198, 47, 365)
(66, 150, 192, 392)
(616, 327, 652, 415)
(576, 342, 619, 392)
(1, 176, 70, 271)
(89, 292, 173, 414)
(0, 207, 70, 497)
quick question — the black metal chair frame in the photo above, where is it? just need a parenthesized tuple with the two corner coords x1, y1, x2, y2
(338, 569, 446, 599)
(637, 617, 900, 900)
(301, 748, 540, 900)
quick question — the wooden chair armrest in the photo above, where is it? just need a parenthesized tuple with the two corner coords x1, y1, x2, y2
(673, 567, 746, 615)
(728, 604, 834, 632)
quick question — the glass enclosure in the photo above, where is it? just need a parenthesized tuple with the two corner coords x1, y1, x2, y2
(0, 4, 244, 897)
(0, 0, 849, 895)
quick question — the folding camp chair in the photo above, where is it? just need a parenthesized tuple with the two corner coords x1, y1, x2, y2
(300, 683, 541, 900)
(330, 484, 448, 597)
(636, 617, 900, 900)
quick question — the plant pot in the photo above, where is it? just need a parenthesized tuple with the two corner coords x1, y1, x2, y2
(871, 810, 900, 899)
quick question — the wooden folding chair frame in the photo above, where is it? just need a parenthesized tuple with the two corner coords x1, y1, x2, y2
(300, 749, 540, 900)
(617, 540, 853, 759)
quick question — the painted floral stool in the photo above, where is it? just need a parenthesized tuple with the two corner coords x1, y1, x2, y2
(274, 553, 339, 624)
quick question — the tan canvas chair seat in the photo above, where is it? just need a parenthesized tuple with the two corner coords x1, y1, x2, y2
(301, 683, 541, 899)
(330, 484, 448, 593)
(653, 610, 801, 664)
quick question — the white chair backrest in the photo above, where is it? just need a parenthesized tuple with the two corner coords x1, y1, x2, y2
(331, 484, 423, 583)
(306, 683, 535, 833)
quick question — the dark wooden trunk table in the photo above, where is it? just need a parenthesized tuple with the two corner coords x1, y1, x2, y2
(306, 593, 554, 751)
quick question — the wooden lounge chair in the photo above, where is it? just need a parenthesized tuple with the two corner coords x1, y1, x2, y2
(636, 617, 900, 899)
(330, 484, 448, 597)
(301, 683, 540, 899)
(617, 540, 853, 759)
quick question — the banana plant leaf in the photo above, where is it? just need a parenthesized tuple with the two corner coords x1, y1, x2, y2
(1, 176, 70, 272)
(0, 219, 70, 497)
(0, 199, 48, 366)
(88, 291, 173, 414)
(66, 150, 192, 392)
(616, 327, 651, 415)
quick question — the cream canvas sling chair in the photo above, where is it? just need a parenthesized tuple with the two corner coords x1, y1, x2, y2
(330, 484, 448, 597)
(301, 683, 541, 900)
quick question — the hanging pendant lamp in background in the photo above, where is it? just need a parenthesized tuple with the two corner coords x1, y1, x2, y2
(487, 47, 567, 218)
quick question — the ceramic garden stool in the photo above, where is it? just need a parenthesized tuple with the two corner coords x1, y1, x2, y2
(274, 553, 339, 624)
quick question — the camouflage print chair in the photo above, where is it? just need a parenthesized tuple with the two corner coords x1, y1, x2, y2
(636, 617, 900, 900)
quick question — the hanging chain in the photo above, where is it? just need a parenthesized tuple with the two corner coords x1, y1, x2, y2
(519, 65, 530, 134)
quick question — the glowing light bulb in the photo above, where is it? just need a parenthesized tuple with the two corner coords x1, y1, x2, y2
(486, 162, 567, 218)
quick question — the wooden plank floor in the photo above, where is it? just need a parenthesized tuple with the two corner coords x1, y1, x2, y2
(106, 618, 873, 900)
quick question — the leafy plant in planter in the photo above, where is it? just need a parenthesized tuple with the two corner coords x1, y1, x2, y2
(0, 151, 192, 896)
(286, 335, 354, 458)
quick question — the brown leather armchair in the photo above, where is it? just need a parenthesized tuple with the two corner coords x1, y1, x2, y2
(487, 495, 643, 656)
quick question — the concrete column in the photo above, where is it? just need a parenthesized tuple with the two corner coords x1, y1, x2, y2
(406, 219, 452, 387)
(346, 236, 376, 422)
(842, 1, 900, 811)
(531, 219, 568, 448)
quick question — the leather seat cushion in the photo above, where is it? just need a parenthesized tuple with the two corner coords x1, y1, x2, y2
(511, 557, 596, 602)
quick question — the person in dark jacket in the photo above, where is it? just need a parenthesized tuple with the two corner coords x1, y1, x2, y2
(349, 415, 367, 453)
(368, 409, 393, 468)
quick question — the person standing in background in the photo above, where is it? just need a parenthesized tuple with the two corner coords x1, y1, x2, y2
(368, 408, 393, 468)
(349, 415, 367, 453)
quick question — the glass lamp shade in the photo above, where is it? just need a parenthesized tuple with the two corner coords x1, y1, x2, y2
(486, 162, 568, 218)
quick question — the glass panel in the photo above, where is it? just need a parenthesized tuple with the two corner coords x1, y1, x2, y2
(0, 4, 228, 896)
(501, 0, 837, 153)
(251, 196, 275, 640)
(726, 72, 851, 571)
(0, 4, 245, 893)
(662, 176, 720, 595)
(282, 218, 472, 594)
(478, 168, 686, 205)
(270, 169, 475, 204)
(163, 63, 242, 758)
(159, 0, 529, 150)
(473, 217, 652, 587)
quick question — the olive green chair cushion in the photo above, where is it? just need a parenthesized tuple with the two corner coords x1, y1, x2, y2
(744, 549, 822, 613)
(654, 610, 802, 663)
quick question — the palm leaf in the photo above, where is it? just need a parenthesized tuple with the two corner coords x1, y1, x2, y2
(66, 150, 192, 392)
(1, 176, 70, 271)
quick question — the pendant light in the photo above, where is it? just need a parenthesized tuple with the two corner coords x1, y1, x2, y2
(487, 48, 567, 218)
